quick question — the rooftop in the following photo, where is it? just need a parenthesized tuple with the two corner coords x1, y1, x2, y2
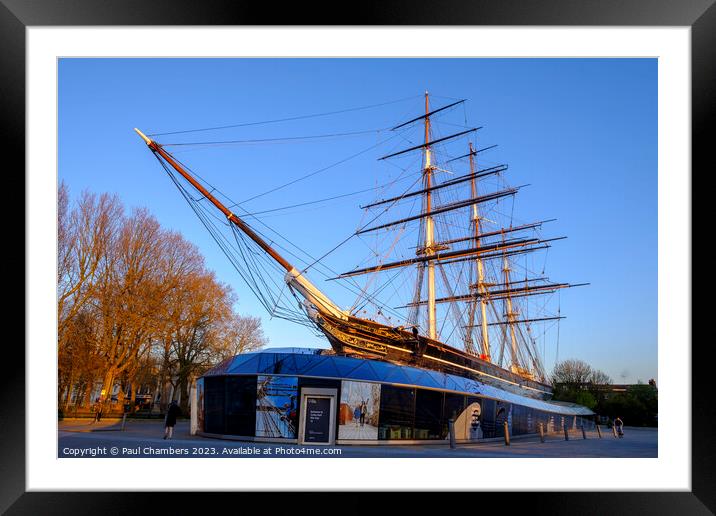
(204, 348, 594, 416)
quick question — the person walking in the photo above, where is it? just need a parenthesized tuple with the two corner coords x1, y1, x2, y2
(94, 398, 104, 423)
(359, 400, 367, 427)
(353, 405, 361, 427)
(614, 416, 624, 438)
(163, 400, 182, 440)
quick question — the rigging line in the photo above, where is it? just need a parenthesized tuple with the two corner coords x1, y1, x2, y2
(241, 165, 419, 217)
(194, 204, 276, 310)
(353, 220, 420, 270)
(163, 164, 276, 314)
(346, 260, 415, 322)
(302, 172, 425, 273)
(160, 158, 305, 319)
(235, 130, 407, 205)
(437, 263, 467, 345)
(349, 226, 406, 312)
(157, 138, 423, 322)
(147, 94, 422, 136)
(231, 226, 289, 313)
(354, 267, 407, 316)
(162, 127, 412, 280)
(392, 100, 466, 131)
(430, 93, 466, 102)
(436, 120, 473, 130)
(161, 128, 388, 146)
(555, 291, 561, 368)
(374, 265, 416, 307)
(243, 187, 379, 217)
(165, 153, 340, 277)
(232, 198, 410, 321)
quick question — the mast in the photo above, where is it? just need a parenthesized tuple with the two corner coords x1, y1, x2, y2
(423, 92, 437, 340)
(133, 128, 347, 321)
(502, 244, 519, 373)
(468, 142, 491, 360)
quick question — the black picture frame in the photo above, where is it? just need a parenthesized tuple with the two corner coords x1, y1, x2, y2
(6, 0, 711, 513)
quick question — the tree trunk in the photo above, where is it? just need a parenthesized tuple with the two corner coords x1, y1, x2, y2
(82, 379, 94, 408)
(100, 369, 114, 412)
(151, 376, 162, 413)
(60, 380, 71, 411)
(129, 380, 137, 404)
(179, 376, 189, 414)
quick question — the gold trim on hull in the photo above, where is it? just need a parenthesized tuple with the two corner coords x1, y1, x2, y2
(314, 311, 552, 399)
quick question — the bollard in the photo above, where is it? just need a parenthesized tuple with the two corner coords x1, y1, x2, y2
(121, 413, 127, 431)
(448, 419, 456, 449)
(503, 421, 510, 446)
(563, 424, 569, 441)
(581, 425, 587, 439)
(539, 422, 545, 443)
(612, 424, 618, 438)
(596, 424, 602, 438)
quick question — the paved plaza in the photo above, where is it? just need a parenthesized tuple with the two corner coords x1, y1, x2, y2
(58, 419, 657, 458)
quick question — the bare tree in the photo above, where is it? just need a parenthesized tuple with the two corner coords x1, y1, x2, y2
(94, 208, 167, 409)
(550, 359, 594, 385)
(57, 187, 122, 350)
(551, 358, 612, 387)
(58, 189, 270, 415)
(164, 272, 237, 412)
(215, 313, 267, 363)
(589, 369, 612, 385)
(153, 231, 206, 411)
(58, 309, 102, 410)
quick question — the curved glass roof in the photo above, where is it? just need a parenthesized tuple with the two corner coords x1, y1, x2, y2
(204, 348, 593, 416)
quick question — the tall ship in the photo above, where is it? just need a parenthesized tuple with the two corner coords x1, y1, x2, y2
(135, 92, 585, 401)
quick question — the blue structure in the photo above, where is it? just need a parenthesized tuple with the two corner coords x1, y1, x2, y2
(196, 348, 594, 445)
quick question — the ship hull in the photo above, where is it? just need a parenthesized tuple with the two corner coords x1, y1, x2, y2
(314, 311, 553, 400)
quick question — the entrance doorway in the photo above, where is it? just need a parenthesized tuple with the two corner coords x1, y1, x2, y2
(298, 388, 337, 445)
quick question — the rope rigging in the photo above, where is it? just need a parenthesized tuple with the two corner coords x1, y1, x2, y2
(160, 127, 388, 147)
(142, 92, 573, 382)
(147, 94, 422, 136)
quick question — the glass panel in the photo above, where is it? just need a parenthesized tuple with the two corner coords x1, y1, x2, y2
(381, 365, 413, 386)
(480, 398, 497, 438)
(443, 393, 466, 422)
(302, 357, 343, 378)
(204, 376, 225, 434)
(256, 353, 278, 374)
(255, 375, 298, 439)
(364, 360, 398, 382)
(413, 389, 444, 440)
(417, 370, 443, 390)
(425, 370, 448, 390)
(526, 407, 535, 434)
(495, 401, 511, 437)
(227, 354, 261, 374)
(512, 404, 526, 436)
(288, 354, 313, 374)
(403, 369, 429, 387)
(346, 361, 382, 382)
(332, 356, 363, 378)
(540, 411, 550, 432)
(378, 385, 415, 440)
(338, 381, 381, 440)
(225, 376, 257, 436)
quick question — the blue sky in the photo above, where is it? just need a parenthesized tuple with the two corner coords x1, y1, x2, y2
(58, 58, 657, 384)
